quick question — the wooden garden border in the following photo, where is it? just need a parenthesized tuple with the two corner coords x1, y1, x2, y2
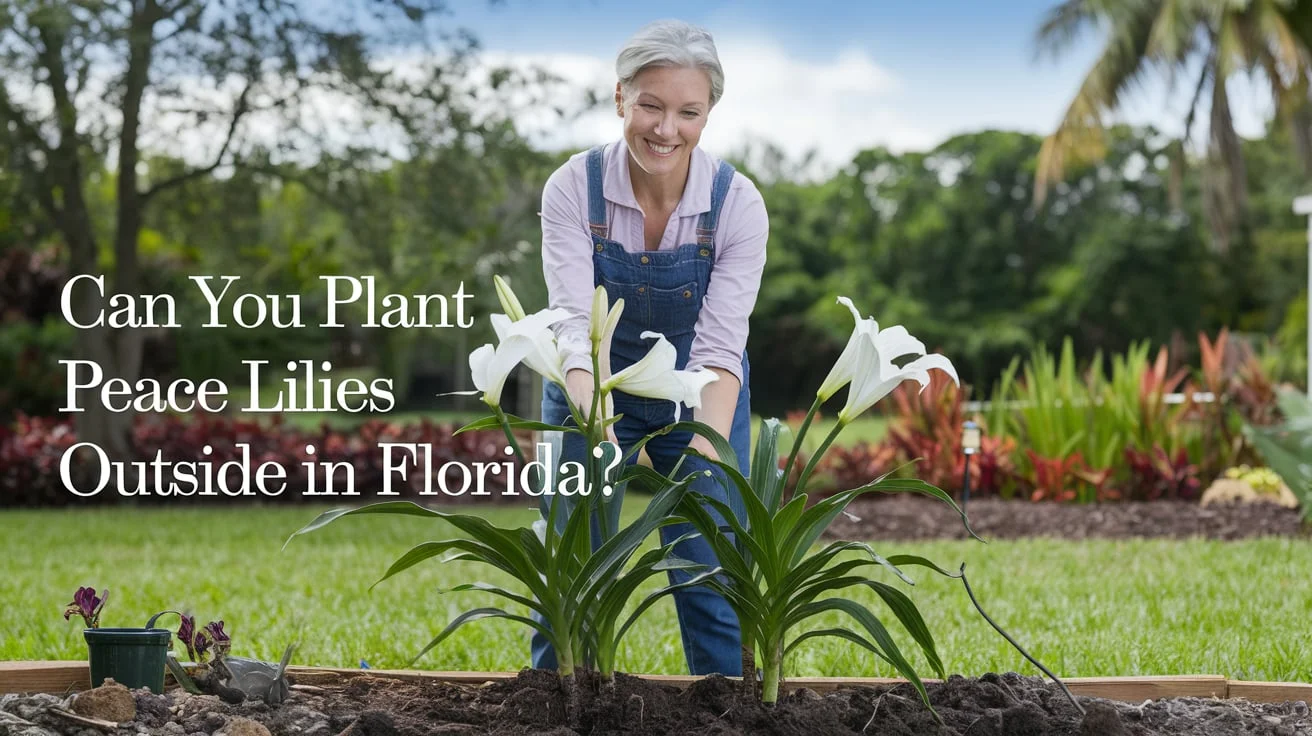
(1, 661, 1308, 705)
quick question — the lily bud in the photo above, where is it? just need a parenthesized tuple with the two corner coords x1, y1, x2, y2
(493, 275, 527, 322)
(589, 285, 609, 344)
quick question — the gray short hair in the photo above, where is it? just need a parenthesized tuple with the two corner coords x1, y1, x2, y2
(616, 20, 724, 108)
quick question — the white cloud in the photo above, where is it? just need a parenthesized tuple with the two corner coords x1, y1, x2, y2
(481, 33, 931, 176)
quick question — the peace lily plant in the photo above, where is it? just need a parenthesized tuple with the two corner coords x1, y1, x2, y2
(288, 277, 1074, 722)
(288, 276, 729, 722)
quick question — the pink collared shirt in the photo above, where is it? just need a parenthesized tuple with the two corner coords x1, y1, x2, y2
(540, 139, 769, 386)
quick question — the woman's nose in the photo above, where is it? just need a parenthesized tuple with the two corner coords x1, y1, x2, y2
(655, 112, 676, 138)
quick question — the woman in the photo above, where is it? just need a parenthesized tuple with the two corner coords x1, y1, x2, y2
(535, 20, 769, 677)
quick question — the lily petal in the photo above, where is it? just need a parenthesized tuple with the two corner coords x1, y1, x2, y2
(491, 310, 569, 389)
(469, 337, 535, 407)
(603, 331, 718, 422)
(839, 347, 958, 424)
(817, 296, 880, 401)
(872, 324, 927, 377)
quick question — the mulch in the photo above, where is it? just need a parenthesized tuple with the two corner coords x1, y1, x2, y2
(823, 496, 1310, 542)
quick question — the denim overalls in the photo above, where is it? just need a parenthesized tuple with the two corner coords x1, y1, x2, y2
(532, 144, 753, 676)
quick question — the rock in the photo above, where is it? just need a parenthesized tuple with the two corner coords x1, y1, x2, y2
(1079, 702, 1130, 736)
(1200, 478, 1299, 508)
(134, 690, 172, 727)
(216, 716, 272, 736)
(71, 679, 136, 723)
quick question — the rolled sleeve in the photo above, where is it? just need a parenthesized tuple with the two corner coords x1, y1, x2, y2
(686, 174, 769, 386)
(539, 159, 595, 375)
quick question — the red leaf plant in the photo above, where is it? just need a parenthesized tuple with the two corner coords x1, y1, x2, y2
(1123, 446, 1201, 501)
(879, 372, 1015, 498)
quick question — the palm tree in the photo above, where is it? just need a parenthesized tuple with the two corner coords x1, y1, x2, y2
(1034, 0, 1312, 253)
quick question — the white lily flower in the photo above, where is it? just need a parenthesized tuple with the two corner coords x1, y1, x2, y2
(836, 328, 958, 424)
(817, 297, 884, 401)
(490, 307, 570, 389)
(469, 337, 535, 407)
(601, 331, 718, 422)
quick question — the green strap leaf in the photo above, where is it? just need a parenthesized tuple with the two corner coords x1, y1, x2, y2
(408, 608, 562, 667)
(751, 417, 787, 512)
(614, 567, 726, 644)
(787, 598, 932, 709)
(372, 539, 548, 602)
(885, 554, 964, 579)
(690, 491, 778, 586)
(861, 580, 945, 678)
(639, 420, 740, 473)
(571, 478, 692, 599)
(698, 457, 778, 575)
(772, 493, 810, 542)
(672, 494, 758, 585)
(784, 628, 892, 667)
(442, 582, 550, 617)
(284, 501, 446, 549)
(454, 414, 576, 435)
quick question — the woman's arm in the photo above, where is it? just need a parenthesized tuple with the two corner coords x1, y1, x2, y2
(689, 367, 740, 461)
(686, 174, 769, 456)
(541, 157, 597, 384)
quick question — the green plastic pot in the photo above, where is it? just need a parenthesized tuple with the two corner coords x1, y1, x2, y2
(84, 628, 171, 693)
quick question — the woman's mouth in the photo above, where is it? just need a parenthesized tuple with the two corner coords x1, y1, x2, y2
(646, 139, 677, 157)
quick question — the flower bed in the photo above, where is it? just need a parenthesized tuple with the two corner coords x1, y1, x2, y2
(2, 662, 1310, 735)
(827, 495, 1309, 542)
(801, 330, 1311, 517)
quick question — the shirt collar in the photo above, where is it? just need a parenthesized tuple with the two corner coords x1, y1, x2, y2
(603, 138, 714, 216)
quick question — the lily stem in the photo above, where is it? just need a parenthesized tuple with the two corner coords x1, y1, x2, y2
(792, 419, 845, 495)
(781, 397, 823, 490)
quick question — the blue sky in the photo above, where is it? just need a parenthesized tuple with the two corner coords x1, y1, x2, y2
(436, 0, 1274, 169)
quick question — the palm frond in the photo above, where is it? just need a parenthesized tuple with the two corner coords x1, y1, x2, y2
(1035, 0, 1104, 58)
(1036, 1, 1162, 204)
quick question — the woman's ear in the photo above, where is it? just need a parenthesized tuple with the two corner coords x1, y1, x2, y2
(614, 82, 624, 117)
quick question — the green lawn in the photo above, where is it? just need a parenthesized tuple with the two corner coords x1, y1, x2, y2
(4, 502, 1309, 682)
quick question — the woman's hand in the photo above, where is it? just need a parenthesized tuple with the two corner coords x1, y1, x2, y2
(565, 368, 596, 418)
(565, 368, 619, 445)
(688, 434, 720, 462)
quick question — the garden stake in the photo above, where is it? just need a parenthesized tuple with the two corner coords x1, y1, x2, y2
(961, 420, 980, 511)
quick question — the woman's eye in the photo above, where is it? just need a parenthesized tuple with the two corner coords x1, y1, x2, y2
(681, 110, 700, 118)
(640, 103, 659, 111)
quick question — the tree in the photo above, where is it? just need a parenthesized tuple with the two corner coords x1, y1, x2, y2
(0, 0, 502, 455)
(1034, 0, 1312, 253)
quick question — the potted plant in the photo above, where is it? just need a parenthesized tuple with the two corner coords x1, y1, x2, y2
(64, 587, 171, 693)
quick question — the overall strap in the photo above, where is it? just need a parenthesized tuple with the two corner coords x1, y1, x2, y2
(585, 145, 609, 239)
(696, 160, 736, 246)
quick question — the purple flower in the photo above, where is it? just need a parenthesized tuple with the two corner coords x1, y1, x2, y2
(204, 621, 230, 657)
(193, 629, 212, 661)
(62, 587, 107, 628)
(176, 614, 198, 662)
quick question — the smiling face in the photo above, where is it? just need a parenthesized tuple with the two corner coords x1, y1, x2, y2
(616, 65, 712, 186)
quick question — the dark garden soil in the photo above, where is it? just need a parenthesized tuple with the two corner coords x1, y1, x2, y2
(5, 670, 1310, 736)
(824, 496, 1310, 542)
